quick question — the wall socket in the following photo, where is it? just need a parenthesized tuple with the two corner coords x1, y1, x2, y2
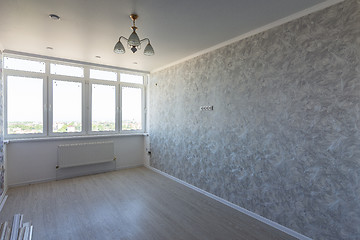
(200, 106, 214, 111)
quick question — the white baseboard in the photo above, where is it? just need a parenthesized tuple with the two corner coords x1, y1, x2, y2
(116, 164, 144, 171)
(8, 164, 145, 188)
(9, 177, 56, 188)
(145, 165, 312, 240)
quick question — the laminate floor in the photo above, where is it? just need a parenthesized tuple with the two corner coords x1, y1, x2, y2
(0, 167, 296, 240)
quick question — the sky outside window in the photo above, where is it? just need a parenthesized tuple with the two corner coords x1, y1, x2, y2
(4, 57, 45, 73)
(7, 76, 43, 134)
(92, 84, 116, 131)
(90, 69, 117, 81)
(122, 86, 142, 130)
(52, 80, 82, 133)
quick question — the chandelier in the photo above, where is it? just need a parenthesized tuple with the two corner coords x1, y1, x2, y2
(114, 14, 154, 56)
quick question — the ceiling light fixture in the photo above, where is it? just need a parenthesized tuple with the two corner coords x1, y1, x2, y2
(114, 14, 154, 56)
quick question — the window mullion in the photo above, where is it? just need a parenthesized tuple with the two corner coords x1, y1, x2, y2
(46, 61, 51, 136)
(118, 83, 122, 133)
(84, 66, 90, 135)
(116, 84, 120, 133)
(118, 72, 121, 133)
(44, 75, 49, 136)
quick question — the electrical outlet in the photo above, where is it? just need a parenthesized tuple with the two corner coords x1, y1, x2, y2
(200, 106, 214, 111)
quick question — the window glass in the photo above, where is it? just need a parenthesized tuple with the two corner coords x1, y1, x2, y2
(90, 69, 117, 81)
(122, 86, 142, 130)
(92, 84, 116, 131)
(4, 57, 45, 73)
(120, 73, 143, 84)
(50, 63, 84, 77)
(7, 76, 43, 134)
(53, 80, 82, 133)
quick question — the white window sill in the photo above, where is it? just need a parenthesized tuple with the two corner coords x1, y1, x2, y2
(4, 133, 149, 143)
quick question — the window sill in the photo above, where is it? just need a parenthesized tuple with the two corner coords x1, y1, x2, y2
(4, 133, 149, 143)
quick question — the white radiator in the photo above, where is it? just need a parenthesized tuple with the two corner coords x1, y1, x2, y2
(57, 141, 115, 169)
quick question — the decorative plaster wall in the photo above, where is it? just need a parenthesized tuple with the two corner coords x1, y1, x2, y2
(0, 52, 4, 196)
(149, 1, 360, 239)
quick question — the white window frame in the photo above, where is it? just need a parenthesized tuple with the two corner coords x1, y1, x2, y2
(119, 83, 145, 133)
(89, 67, 118, 82)
(3, 55, 46, 73)
(88, 79, 119, 135)
(2, 53, 147, 139)
(48, 76, 85, 137)
(4, 71, 48, 139)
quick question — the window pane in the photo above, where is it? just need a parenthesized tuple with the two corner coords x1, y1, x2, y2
(92, 84, 116, 131)
(7, 76, 43, 134)
(90, 69, 117, 81)
(120, 73, 143, 84)
(53, 80, 82, 133)
(122, 87, 142, 130)
(50, 63, 84, 77)
(4, 57, 45, 73)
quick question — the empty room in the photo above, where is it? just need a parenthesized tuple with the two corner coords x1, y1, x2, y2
(0, 0, 359, 239)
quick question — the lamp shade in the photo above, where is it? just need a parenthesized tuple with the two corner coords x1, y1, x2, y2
(128, 31, 141, 47)
(114, 40, 125, 54)
(144, 43, 155, 56)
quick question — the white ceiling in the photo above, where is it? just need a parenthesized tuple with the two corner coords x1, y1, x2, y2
(0, 0, 332, 72)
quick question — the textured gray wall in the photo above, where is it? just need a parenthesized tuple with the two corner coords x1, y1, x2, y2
(0, 52, 4, 196)
(149, 1, 360, 239)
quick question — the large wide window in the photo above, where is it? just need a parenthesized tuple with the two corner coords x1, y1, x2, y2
(3, 55, 146, 138)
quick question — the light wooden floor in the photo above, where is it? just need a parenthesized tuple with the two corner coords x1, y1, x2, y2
(0, 167, 296, 240)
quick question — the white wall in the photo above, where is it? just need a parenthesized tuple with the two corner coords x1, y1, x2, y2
(6, 135, 145, 186)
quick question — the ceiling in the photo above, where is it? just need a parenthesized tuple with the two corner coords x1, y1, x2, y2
(0, 0, 330, 72)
